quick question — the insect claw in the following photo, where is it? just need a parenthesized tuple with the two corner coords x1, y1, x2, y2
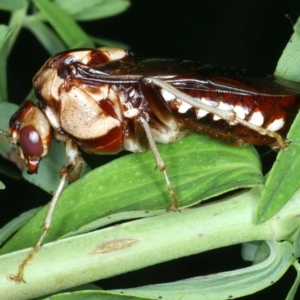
(9, 249, 35, 283)
(167, 202, 181, 212)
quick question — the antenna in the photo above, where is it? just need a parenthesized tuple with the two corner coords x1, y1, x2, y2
(0, 130, 16, 145)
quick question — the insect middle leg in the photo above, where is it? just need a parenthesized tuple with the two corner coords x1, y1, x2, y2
(139, 116, 179, 211)
(138, 77, 190, 211)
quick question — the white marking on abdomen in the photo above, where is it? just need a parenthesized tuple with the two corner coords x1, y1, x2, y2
(161, 89, 175, 101)
(233, 104, 246, 120)
(178, 100, 192, 113)
(196, 109, 209, 118)
(213, 101, 233, 121)
(200, 97, 217, 107)
(218, 101, 233, 110)
(196, 97, 216, 119)
(266, 118, 285, 132)
(248, 111, 264, 126)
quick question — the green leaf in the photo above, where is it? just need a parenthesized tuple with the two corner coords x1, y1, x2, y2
(286, 261, 300, 300)
(0, 181, 4, 189)
(21, 140, 91, 194)
(21, 141, 68, 194)
(45, 291, 145, 300)
(0, 0, 26, 11)
(274, 18, 300, 80)
(0, 208, 40, 247)
(0, 102, 22, 178)
(7, 4, 28, 53)
(293, 226, 300, 258)
(0, 25, 18, 103)
(0, 100, 18, 131)
(257, 113, 300, 223)
(111, 241, 293, 300)
(55, 0, 131, 21)
(24, 16, 66, 55)
(241, 241, 269, 263)
(32, 0, 94, 48)
(0, 188, 299, 299)
(0, 25, 10, 103)
(0, 162, 22, 180)
(257, 16, 300, 223)
(0, 133, 263, 253)
(92, 36, 129, 49)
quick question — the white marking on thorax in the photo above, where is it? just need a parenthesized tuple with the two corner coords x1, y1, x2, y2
(68, 50, 92, 64)
(248, 110, 264, 126)
(123, 108, 140, 118)
(60, 85, 120, 139)
(266, 118, 285, 132)
(97, 47, 127, 61)
(44, 105, 61, 131)
(123, 139, 140, 153)
(67, 147, 78, 161)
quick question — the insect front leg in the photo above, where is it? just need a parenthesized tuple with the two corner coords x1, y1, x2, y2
(11, 139, 84, 283)
(147, 77, 287, 149)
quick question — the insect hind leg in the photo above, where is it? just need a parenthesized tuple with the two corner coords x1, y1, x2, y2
(147, 77, 287, 149)
(234, 116, 287, 149)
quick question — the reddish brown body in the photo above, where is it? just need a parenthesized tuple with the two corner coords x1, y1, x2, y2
(8, 48, 300, 174)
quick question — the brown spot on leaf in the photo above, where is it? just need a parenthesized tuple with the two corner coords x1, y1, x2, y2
(90, 238, 138, 254)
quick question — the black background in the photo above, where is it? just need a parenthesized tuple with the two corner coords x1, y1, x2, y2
(1, 0, 300, 298)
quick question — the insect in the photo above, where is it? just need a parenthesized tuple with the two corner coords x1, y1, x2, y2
(2, 47, 300, 282)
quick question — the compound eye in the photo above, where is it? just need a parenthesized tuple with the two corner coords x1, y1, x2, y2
(19, 125, 44, 156)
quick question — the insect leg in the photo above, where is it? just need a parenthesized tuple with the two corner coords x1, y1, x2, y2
(147, 77, 287, 149)
(11, 139, 84, 282)
(10, 173, 68, 282)
(0, 130, 17, 144)
(139, 117, 179, 211)
(234, 116, 287, 149)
